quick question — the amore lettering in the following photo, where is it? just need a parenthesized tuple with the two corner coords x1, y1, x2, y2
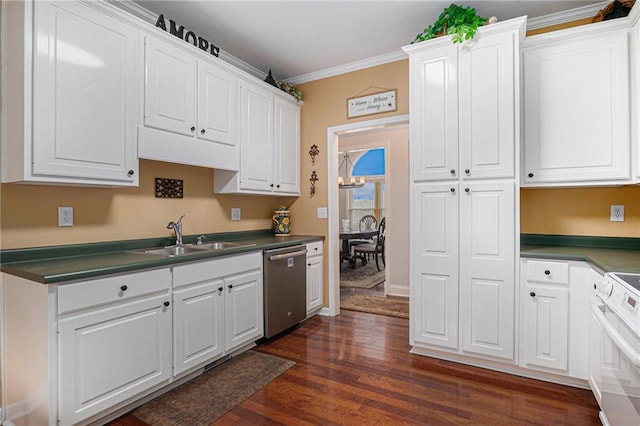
(155, 14, 220, 57)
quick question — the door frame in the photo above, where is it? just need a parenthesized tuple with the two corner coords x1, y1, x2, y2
(325, 114, 409, 316)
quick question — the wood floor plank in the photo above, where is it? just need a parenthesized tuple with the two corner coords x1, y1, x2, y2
(110, 310, 599, 425)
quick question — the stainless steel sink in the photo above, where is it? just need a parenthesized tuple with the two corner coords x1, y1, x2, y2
(194, 241, 256, 250)
(127, 241, 256, 257)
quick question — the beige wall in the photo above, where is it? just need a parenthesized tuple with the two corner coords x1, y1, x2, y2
(0, 159, 296, 249)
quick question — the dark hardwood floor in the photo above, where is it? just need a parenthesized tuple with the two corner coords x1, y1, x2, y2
(110, 310, 599, 425)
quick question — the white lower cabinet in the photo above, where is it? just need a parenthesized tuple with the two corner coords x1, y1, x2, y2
(519, 259, 591, 379)
(4, 251, 264, 425)
(58, 293, 172, 425)
(172, 252, 263, 377)
(306, 241, 324, 315)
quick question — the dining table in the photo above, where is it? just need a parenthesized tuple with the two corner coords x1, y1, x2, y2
(339, 229, 378, 268)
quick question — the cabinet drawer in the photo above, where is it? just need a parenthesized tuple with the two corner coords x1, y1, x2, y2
(58, 268, 171, 315)
(306, 241, 323, 257)
(525, 260, 569, 284)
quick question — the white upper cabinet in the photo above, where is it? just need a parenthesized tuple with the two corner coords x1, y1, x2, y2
(523, 28, 633, 186)
(140, 35, 239, 171)
(3, 1, 139, 186)
(214, 79, 301, 196)
(406, 19, 522, 183)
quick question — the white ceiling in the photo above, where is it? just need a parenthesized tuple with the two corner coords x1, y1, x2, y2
(132, 1, 604, 82)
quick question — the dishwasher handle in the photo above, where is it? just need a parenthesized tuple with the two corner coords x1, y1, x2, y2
(268, 249, 307, 261)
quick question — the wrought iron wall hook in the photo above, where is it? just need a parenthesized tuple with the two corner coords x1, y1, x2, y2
(309, 144, 319, 164)
(309, 170, 319, 197)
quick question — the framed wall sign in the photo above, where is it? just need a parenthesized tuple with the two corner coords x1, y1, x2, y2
(347, 90, 397, 119)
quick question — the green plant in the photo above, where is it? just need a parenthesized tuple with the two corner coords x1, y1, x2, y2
(412, 4, 487, 44)
(276, 80, 303, 102)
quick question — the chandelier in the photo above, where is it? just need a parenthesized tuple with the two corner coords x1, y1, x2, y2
(337, 152, 365, 189)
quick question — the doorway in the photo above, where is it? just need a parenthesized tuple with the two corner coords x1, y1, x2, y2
(325, 115, 409, 316)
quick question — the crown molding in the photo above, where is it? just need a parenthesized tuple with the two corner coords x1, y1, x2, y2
(105, 0, 266, 80)
(287, 50, 407, 85)
(527, 1, 609, 30)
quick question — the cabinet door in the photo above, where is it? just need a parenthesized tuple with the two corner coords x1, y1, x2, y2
(274, 97, 301, 194)
(459, 30, 516, 180)
(197, 62, 237, 146)
(460, 181, 515, 360)
(523, 32, 630, 184)
(412, 183, 459, 349)
(145, 36, 197, 137)
(306, 255, 323, 314)
(240, 81, 274, 191)
(522, 285, 569, 371)
(225, 270, 263, 352)
(58, 294, 171, 425)
(408, 44, 459, 181)
(32, 1, 137, 183)
(173, 281, 225, 376)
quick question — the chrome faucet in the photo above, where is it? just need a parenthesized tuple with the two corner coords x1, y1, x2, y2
(167, 215, 186, 245)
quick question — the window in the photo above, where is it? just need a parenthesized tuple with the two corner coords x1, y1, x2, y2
(349, 148, 385, 226)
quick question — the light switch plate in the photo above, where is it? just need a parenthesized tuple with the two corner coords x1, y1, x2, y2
(231, 208, 241, 221)
(58, 206, 73, 227)
(610, 205, 624, 222)
(317, 207, 328, 219)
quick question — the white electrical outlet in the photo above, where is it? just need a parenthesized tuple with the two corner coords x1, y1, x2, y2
(317, 207, 328, 219)
(231, 208, 241, 221)
(58, 206, 74, 227)
(610, 205, 625, 222)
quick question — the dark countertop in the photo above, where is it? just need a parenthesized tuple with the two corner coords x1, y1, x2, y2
(0, 230, 323, 284)
(520, 234, 640, 274)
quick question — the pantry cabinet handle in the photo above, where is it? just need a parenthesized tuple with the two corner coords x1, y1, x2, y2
(544, 270, 550, 275)
(530, 292, 536, 297)
(163, 301, 170, 307)
(120, 285, 128, 291)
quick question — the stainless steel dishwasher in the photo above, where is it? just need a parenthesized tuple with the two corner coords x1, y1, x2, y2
(263, 245, 307, 338)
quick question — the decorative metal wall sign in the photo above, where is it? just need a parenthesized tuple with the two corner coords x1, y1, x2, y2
(155, 178, 184, 198)
(155, 14, 220, 57)
(347, 90, 397, 119)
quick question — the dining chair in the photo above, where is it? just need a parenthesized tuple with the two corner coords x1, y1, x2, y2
(348, 215, 378, 253)
(354, 217, 386, 271)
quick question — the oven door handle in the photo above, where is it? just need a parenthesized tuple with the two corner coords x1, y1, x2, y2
(268, 249, 307, 261)
(592, 303, 640, 368)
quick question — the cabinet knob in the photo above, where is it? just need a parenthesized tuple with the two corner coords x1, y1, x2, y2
(228, 284, 233, 289)
(528, 173, 534, 178)
(276, 184, 280, 188)
(450, 169, 456, 175)
(465, 169, 470, 174)
(530, 292, 536, 297)
(544, 270, 550, 275)
(120, 285, 128, 292)
(270, 184, 274, 187)
(190, 126, 195, 132)
(200, 129, 206, 134)
(464, 188, 470, 193)
(308, 263, 311, 266)
(163, 301, 170, 307)
(593, 283, 597, 290)
(127, 170, 134, 176)
(450, 188, 455, 193)
(218, 287, 223, 292)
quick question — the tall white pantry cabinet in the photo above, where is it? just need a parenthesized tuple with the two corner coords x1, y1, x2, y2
(403, 17, 525, 364)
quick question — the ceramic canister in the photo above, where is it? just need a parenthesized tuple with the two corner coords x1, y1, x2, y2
(273, 206, 291, 236)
